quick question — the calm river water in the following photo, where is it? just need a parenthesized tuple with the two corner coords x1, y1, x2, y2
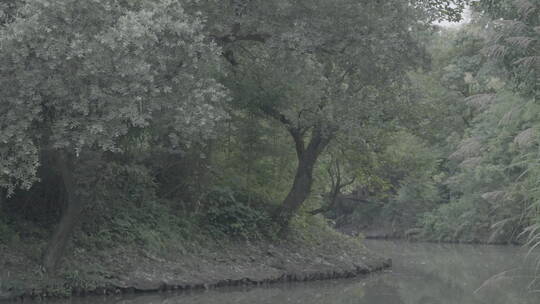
(66, 240, 540, 304)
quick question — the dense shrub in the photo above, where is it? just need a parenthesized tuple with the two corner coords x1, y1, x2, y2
(0, 214, 16, 244)
(203, 187, 277, 239)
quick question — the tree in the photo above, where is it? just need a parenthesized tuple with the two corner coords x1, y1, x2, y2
(197, 0, 467, 231)
(0, 0, 227, 271)
(417, 1, 539, 243)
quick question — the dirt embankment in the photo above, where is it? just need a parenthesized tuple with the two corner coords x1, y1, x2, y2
(0, 231, 390, 301)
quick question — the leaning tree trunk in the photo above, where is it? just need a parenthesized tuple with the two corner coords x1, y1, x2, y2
(42, 152, 85, 273)
(275, 127, 331, 233)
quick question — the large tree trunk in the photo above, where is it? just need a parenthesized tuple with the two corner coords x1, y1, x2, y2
(275, 127, 331, 232)
(42, 152, 85, 273)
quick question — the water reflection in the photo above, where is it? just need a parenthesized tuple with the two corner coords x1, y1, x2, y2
(60, 240, 540, 304)
(365, 240, 540, 304)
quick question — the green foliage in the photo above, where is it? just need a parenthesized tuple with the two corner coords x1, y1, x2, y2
(476, 0, 539, 97)
(202, 187, 278, 239)
(0, 0, 227, 195)
(415, 0, 539, 243)
(0, 0, 517, 279)
(288, 212, 347, 246)
(330, 4, 536, 244)
(374, 132, 444, 228)
(0, 214, 16, 244)
(74, 162, 195, 252)
(421, 197, 485, 242)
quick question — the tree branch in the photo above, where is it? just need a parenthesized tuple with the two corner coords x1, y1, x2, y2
(309, 157, 355, 216)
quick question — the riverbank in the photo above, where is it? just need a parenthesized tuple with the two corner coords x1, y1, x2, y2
(0, 223, 390, 301)
(337, 221, 525, 245)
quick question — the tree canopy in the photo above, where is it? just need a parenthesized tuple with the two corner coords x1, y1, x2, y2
(0, 0, 227, 195)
